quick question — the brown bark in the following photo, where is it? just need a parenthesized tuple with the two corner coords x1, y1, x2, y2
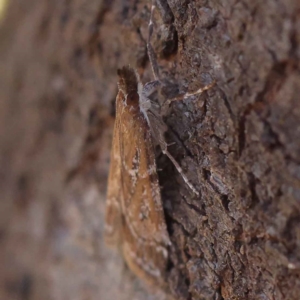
(0, 0, 300, 299)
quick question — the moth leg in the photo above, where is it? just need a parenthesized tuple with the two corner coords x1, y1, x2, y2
(163, 80, 216, 108)
(142, 80, 161, 98)
(161, 142, 199, 196)
(147, 110, 199, 196)
(140, 83, 162, 114)
(160, 82, 215, 193)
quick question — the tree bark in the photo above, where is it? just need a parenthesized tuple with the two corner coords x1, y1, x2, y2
(0, 0, 300, 299)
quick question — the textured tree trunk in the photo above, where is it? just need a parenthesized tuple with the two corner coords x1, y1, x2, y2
(1, 0, 300, 299)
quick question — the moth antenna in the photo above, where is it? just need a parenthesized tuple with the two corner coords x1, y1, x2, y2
(146, 0, 215, 197)
(147, 0, 160, 81)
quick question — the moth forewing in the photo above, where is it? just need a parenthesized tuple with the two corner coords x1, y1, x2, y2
(105, 66, 170, 287)
(119, 102, 170, 245)
(104, 90, 125, 247)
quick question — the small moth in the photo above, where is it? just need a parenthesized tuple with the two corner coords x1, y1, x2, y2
(105, 66, 171, 287)
(105, 0, 214, 288)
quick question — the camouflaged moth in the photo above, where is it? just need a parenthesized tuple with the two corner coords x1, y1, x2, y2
(105, 65, 171, 286)
(104, 0, 214, 288)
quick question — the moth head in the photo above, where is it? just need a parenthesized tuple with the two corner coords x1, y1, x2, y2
(125, 91, 140, 108)
(117, 66, 139, 95)
(117, 66, 141, 109)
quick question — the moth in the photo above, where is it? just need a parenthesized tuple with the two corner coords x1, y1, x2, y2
(105, 1, 214, 288)
(105, 65, 171, 287)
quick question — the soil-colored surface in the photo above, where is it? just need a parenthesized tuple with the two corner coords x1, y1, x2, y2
(0, 0, 300, 299)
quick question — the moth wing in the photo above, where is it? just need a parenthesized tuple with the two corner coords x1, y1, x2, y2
(119, 97, 170, 285)
(104, 91, 124, 247)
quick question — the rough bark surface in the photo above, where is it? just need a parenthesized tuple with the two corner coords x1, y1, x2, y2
(0, 0, 300, 299)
